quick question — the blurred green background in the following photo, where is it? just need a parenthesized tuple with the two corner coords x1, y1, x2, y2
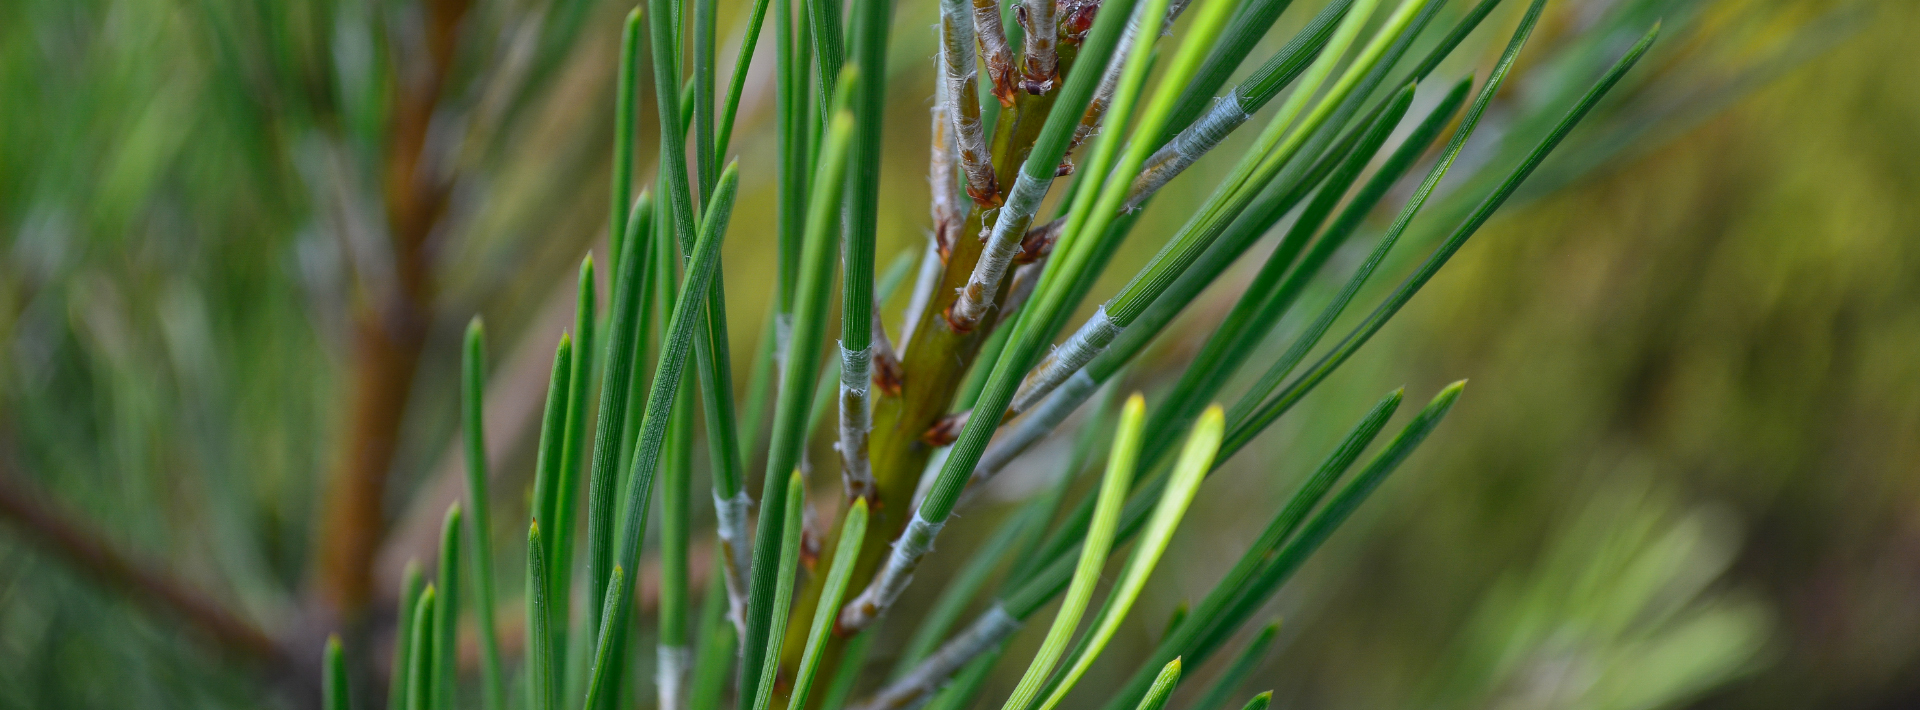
(1, 0, 1915, 708)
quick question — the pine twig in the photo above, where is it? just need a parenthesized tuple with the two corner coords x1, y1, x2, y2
(973, 0, 1018, 106)
(939, 0, 1002, 204)
(1018, 0, 1060, 94)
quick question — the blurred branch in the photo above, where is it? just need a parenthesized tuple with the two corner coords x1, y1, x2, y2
(0, 462, 289, 668)
(314, 0, 474, 623)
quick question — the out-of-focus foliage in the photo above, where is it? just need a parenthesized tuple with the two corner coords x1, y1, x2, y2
(1, 0, 1914, 708)
(1170, 2, 1919, 708)
(1428, 483, 1766, 710)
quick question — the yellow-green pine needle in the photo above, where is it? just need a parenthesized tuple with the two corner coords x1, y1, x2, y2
(1106, 0, 1433, 324)
(1076, 390, 1403, 710)
(1174, 0, 1381, 235)
(1133, 658, 1183, 710)
(1037, 406, 1224, 710)
(1218, 0, 1550, 439)
(998, 394, 1146, 710)
(1226, 14, 1656, 454)
(1058, 0, 1239, 272)
(786, 499, 870, 710)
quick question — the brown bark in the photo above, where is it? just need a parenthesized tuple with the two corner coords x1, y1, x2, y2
(313, 0, 472, 625)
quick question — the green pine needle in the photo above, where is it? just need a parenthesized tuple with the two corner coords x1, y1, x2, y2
(529, 332, 574, 675)
(299, 3, 1664, 710)
(1104, 0, 1426, 325)
(820, 629, 877, 710)
(1187, 624, 1279, 710)
(805, 0, 847, 122)
(552, 255, 595, 680)
(1131, 76, 1457, 469)
(324, 635, 350, 710)
(658, 365, 695, 710)
(689, 563, 738, 710)
(1234, 692, 1274, 710)
(692, 0, 718, 199)
(585, 186, 654, 649)
(743, 72, 858, 702)
(1226, 20, 1659, 454)
(1201, 382, 1466, 655)
(389, 562, 425, 710)
(1219, 0, 1551, 442)
(611, 8, 643, 270)
(895, 500, 1042, 673)
(527, 523, 558, 710)
(432, 504, 462, 710)
(406, 585, 437, 710)
(715, 0, 773, 164)
(606, 162, 742, 660)
(581, 565, 627, 710)
(460, 318, 506, 710)
(750, 471, 809, 710)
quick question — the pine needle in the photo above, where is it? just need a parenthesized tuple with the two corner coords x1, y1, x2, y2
(431, 504, 461, 710)
(526, 523, 558, 710)
(997, 394, 1146, 710)
(786, 499, 870, 710)
(750, 471, 809, 710)
(389, 562, 425, 710)
(324, 635, 350, 710)
(406, 586, 437, 710)
(1037, 407, 1224, 710)
(460, 318, 505, 710)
